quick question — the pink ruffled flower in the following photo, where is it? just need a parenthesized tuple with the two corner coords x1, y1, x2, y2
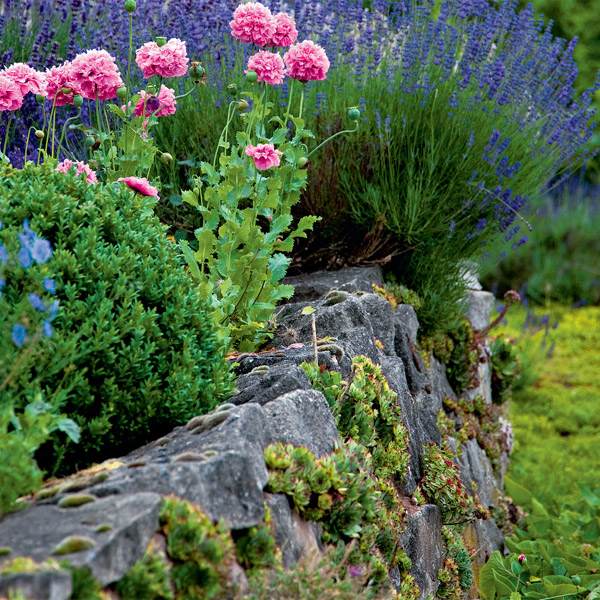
(284, 40, 330, 82)
(247, 52, 285, 85)
(70, 49, 124, 101)
(0, 75, 24, 111)
(3, 63, 46, 97)
(55, 159, 98, 184)
(135, 38, 188, 79)
(118, 176, 160, 199)
(45, 62, 82, 106)
(270, 13, 298, 47)
(133, 85, 177, 118)
(230, 2, 275, 47)
(245, 143, 283, 170)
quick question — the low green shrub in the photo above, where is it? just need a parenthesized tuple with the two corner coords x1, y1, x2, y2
(437, 526, 475, 600)
(0, 163, 233, 475)
(489, 336, 521, 405)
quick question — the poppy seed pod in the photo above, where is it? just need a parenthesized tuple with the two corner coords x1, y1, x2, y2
(124, 0, 136, 12)
(348, 107, 360, 121)
(246, 70, 258, 84)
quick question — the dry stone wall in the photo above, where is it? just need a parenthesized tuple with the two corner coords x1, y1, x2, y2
(0, 266, 510, 600)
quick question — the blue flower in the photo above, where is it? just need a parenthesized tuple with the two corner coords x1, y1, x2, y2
(43, 320, 53, 338)
(29, 293, 46, 312)
(49, 299, 60, 320)
(12, 324, 27, 347)
(43, 278, 56, 294)
(0, 243, 7, 264)
(0, 278, 5, 295)
(18, 246, 32, 268)
(31, 238, 52, 264)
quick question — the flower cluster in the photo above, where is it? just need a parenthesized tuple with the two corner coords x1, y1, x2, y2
(0, 220, 59, 346)
(70, 49, 123, 100)
(134, 85, 177, 118)
(244, 143, 283, 170)
(232, 3, 329, 86)
(55, 159, 98, 184)
(135, 38, 189, 78)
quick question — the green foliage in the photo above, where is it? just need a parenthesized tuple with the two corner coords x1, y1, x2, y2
(70, 566, 103, 600)
(159, 495, 236, 600)
(422, 319, 479, 394)
(0, 399, 79, 519)
(480, 182, 600, 306)
(371, 281, 422, 312)
(114, 540, 173, 600)
(441, 395, 507, 471)
(244, 545, 406, 600)
(264, 441, 407, 587)
(489, 337, 521, 405)
(301, 356, 410, 482)
(0, 163, 233, 475)
(234, 520, 280, 573)
(418, 443, 478, 525)
(437, 526, 474, 599)
(180, 136, 318, 351)
(497, 305, 599, 506)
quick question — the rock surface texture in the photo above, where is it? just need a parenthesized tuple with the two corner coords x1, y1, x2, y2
(0, 266, 509, 600)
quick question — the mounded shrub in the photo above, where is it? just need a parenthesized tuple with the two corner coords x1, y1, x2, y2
(0, 163, 233, 475)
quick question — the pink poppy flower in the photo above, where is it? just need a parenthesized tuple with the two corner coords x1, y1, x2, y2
(45, 62, 82, 106)
(3, 63, 46, 97)
(270, 13, 298, 47)
(55, 159, 98, 184)
(133, 85, 177, 118)
(118, 176, 159, 199)
(70, 49, 124, 101)
(245, 143, 283, 170)
(230, 2, 275, 47)
(0, 75, 24, 111)
(284, 40, 330, 82)
(247, 52, 285, 86)
(135, 38, 188, 79)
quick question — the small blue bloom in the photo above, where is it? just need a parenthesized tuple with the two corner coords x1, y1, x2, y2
(49, 299, 60, 320)
(18, 246, 32, 268)
(43, 278, 56, 294)
(31, 238, 52, 264)
(12, 324, 27, 347)
(43, 320, 53, 338)
(29, 293, 46, 311)
(0, 243, 6, 263)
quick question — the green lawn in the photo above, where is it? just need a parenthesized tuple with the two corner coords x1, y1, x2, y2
(495, 304, 600, 509)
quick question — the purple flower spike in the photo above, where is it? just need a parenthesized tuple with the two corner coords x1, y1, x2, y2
(0, 243, 7, 263)
(12, 324, 27, 347)
(18, 246, 32, 268)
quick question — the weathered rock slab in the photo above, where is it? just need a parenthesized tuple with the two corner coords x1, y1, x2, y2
(0, 570, 73, 600)
(0, 493, 161, 586)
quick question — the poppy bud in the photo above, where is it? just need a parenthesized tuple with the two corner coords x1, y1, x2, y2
(188, 62, 205, 81)
(116, 86, 128, 100)
(34, 130, 44, 140)
(85, 136, 95, 148)
(155, 37, 167, 47)
(237, 99, 250, 111)
(297, 157, 309, 169)
(160, 152, 173, 164)
(348, 106, 360, 121)
(35, 94, 45, 104)
(73, 94, 83, 108)
(61, 87, 72, 95)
